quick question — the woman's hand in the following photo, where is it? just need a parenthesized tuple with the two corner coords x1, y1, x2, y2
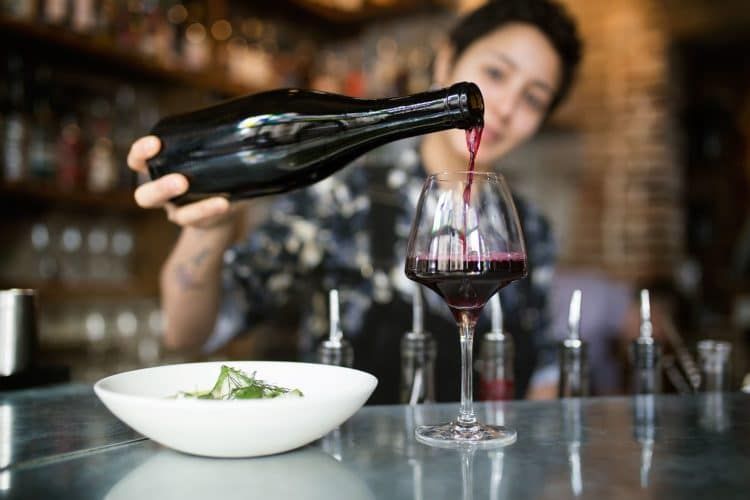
(127, 135, 237, 229)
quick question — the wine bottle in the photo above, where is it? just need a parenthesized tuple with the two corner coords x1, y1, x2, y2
(147, 82, 483, 204)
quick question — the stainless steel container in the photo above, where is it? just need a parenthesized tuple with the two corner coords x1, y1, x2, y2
(697, 340, 732, 392)
(0, 289, 39, 376)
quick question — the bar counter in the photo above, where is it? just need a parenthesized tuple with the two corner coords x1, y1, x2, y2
(1, 385, 748, 499)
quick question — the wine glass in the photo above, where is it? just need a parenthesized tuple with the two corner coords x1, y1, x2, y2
(404, 171, 527, 448)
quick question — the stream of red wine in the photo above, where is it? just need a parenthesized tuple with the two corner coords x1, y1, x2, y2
(461, 125, 484, 256)
(464, 124, 484, 203)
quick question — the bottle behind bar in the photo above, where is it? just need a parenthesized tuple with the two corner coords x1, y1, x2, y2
(559, 289, 590, 398)
(400, 284, 436, 405)
(630, 290, 662, 394)
(478, 294, 514, 401)
(147, 82, 484, 204)
(317, 289, 354, 368)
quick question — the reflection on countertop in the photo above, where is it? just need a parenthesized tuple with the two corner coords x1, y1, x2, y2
(105, 446, 375, 500)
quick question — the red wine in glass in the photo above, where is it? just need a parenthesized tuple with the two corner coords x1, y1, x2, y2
(405, 252, 526, 324)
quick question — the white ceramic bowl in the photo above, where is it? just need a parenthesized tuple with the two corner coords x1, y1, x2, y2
(94, 361, 377, 458)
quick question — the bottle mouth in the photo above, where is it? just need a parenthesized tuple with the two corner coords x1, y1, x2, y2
(449, 81, 484, 128)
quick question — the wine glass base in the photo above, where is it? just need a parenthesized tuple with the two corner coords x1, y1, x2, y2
(415, 422, 517, 449)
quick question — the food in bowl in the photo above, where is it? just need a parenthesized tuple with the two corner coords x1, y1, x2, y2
(175, 365, 303, 400)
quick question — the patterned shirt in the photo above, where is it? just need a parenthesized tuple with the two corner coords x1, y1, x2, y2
(207, 139, 557, 403)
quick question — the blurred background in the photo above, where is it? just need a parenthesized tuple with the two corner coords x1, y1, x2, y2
(1, 0, 749, 393)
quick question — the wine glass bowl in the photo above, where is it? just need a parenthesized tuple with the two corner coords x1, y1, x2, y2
(404, 171, 527, 448)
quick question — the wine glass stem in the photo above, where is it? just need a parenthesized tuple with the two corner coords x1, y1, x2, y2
(458, 320, 477, 427)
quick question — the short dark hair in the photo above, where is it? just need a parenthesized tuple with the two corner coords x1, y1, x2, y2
(448, 0, 583, 114)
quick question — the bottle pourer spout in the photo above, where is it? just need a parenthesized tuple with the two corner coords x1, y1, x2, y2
(412, 283, 424, 335)
(329, 289, 342, 345)
(640, 289, 653, 340)
(490, 294, 503, 334)
(568, 289, 582, 341)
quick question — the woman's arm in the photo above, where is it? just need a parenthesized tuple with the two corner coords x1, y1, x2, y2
(159, 223, 242, 350)
(127, 136, 244, 351)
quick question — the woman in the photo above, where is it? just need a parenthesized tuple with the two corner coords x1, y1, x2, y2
(127, 0, 582, 403)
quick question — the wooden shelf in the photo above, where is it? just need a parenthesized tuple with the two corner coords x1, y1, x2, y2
(0, 180, 144, 214)
(0, 279, 158, 301)
(0, 16, 255, 97)
(288, 0, 434, 24)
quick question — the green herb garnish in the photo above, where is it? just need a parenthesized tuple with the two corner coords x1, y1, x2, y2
(176, 365, 303, 400)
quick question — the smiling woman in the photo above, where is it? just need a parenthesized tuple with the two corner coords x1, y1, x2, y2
(126, 0, 583, 405)
(424, 1, 581, 174)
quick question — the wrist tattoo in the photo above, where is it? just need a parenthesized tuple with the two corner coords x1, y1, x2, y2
(175, 247, 214, 290)
(192, 248, 210, 266)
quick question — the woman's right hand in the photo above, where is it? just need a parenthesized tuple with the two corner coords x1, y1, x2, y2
(127, 135, 237, 229)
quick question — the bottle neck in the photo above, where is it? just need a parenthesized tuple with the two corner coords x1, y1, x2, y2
(364, 82, 483, 131)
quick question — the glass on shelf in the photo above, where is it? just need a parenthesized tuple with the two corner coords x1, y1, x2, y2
(110, 224, 135, 282)
(84, 308, 111, 353)
(86, 224, 110, 282)
(137, 302, 163, 366)
(30, 221, 59, 281)
(58, 222, 86, 283)
(114, 308, 139, 355)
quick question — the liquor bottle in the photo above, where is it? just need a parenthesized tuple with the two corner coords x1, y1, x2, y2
(56, 113, 85, 191)
(28, 65, 58, 182)
(3, 54, 28, 182)
(86, 98, 118, 193)
(147, 82, 483, 204)
(558, 289, 590, 398)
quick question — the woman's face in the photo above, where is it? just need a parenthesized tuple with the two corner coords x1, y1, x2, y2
(436, 22, 562, 167)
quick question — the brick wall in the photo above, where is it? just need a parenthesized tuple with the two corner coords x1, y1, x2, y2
(506, 0, 683, 285)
